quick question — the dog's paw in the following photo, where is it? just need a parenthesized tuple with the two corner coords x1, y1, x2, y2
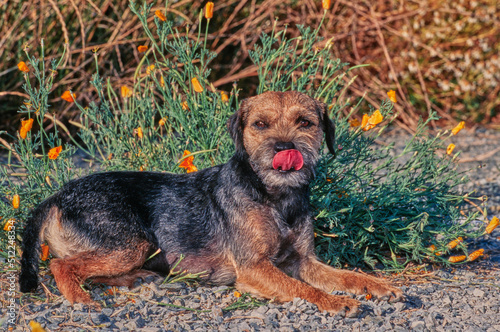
(359, 276, 403, 302)
(316, 295, 360, 317)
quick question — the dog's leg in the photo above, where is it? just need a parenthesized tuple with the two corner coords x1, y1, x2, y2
(49, 241, 152, 304)
(235, 260, 359, 316)
(299, 257, 403, 301)
(90, 269, 158, 287)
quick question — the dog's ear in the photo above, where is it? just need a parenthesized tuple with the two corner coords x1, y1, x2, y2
(317, 101, 336, 157)
(227, 100, 247, 156)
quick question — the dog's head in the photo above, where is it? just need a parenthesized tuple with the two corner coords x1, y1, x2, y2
(228, 91, 335, 188)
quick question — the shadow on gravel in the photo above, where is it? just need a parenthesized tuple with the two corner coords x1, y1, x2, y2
(404, 295, 423, 309)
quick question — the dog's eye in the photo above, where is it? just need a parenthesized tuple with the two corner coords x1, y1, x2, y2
(254, 121, 268, 129)
(299, 120, 311, 128)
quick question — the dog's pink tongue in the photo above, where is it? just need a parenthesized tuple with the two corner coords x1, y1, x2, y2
(272, 149, 304, 171)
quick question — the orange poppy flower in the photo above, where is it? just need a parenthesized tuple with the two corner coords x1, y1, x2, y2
(485, 216, 499, 234)
(12, 194, 20, 209)
(182, 101, 189, 111)
(468, 249, 484, 262)
(322, 0, 331, 10)
(448, 255, 466, 263)
(121, 86, 132, 98)
(48, 146, 62, 160)
(446, 143, 455, 155)
(61, 90, 76, 102)
(387, 90, 397, 103)
(135, 127, 144, 139)
(191, 77, 203, 93)
(29, 321, 46, 332)
(19, 118, 34, 139)
(159, 118, 167, 126)
(179, 150, 198, 173)
(155, 10, 166, 21)
(349, 118, 361, 127)
(446, 237, 463, 250)
(221, 91, 229, 103)
(451, 121, 465, 135)
(205, 2, 214, 19)
(147, 65, 155, 75)
(41, 243, 50, 261)
(3, 219, 15, 231)
(138, 45, 148, 53)
(17, 61, 30, 73)
(233, 291, 242, 298)
(362, 110, 383, 131)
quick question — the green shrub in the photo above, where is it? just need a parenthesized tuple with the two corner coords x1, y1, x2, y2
(0, 1, 493, 272)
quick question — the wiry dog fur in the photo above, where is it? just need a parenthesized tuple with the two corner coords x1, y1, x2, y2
(20, 91, 402, 315)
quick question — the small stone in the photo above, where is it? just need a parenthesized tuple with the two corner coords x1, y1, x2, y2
(212, 306, 224, 317)
(411, 320, 425, 330)
(102, 307, 114, 316)
(394, 302, 406, 312)
(472, 289, 485, 298)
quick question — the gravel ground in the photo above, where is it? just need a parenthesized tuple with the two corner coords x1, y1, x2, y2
(2, 127, 500, 331)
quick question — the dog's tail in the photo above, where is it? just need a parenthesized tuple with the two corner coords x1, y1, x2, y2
(19, 199, 53, 293)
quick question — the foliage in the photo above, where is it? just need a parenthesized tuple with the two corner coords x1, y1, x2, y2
(0, 1, 493, 272)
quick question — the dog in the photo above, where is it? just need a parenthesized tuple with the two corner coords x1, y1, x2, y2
(20, 91, 402, 315)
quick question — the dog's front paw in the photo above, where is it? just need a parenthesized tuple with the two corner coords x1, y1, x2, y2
(316, 295, 360, 317)
(358, 275, 403, 302)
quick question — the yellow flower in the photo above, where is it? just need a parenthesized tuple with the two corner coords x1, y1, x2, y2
(446, 237, 463, 250)
(48, 146, 62, 160)
(121, 85, 132, 98)
(19, 118, 34, 139)
(146, 65, 155, 75)
(322, 0, 331, 10)
(446, 143, 455, 155)
(61, 90, 76, 102)
(387, 90, 397, 103)
(362, 110, 383, 131)
(448, 255, 466, 263)
(179, 150, 198, 173)
(155, 9, 166, 21)
(221, 91, 229, 103)
(205, 2, 214, 19)
(12, 194, 20, 209)
(159, 118, 167, 126)
(40, 243, 50, 261)
(451, 121, 465, 135)
(135, 127, 144, 139)
(365, 293, 372, 300)
(137, 45, 148, 53)
(468, 249, 484, 262)
(29, 321, 47, 332)
(485, 216, 499, 234)
(17, 61, 29, 73)
(160, 76, 165, 87)
(233, 291, 242, 298)
(182, 101, 189, 111)
(191, 77, 203, 93)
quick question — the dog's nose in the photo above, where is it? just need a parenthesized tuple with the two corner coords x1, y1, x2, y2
(274, 142, 295, 153)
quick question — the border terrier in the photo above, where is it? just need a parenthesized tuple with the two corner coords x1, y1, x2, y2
(20, 91, 402, 315)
